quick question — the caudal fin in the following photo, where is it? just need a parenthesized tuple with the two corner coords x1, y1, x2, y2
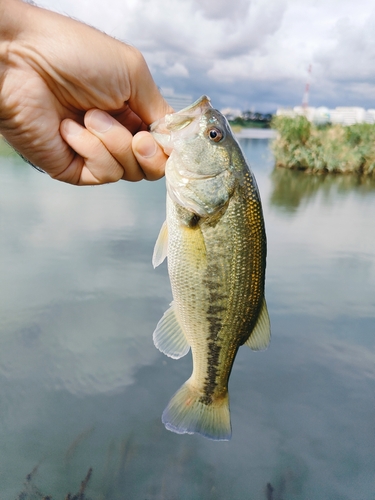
(162, 381, 231, 441)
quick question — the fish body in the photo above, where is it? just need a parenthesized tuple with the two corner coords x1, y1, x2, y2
(151, 96, 270, 441)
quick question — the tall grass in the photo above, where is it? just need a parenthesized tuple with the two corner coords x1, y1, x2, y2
(271, 116, 375, 175)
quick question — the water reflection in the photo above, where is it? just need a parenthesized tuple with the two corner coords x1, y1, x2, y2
(270, 167, 375, 213)
(1, 139, 375, 499)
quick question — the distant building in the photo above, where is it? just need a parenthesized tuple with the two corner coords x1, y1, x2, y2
(160, 88, 193, 111)
(277, 105, 375, 126)
(329, 107, 375, 125)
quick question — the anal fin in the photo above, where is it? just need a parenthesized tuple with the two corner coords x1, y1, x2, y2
(245, 298, 271, 351)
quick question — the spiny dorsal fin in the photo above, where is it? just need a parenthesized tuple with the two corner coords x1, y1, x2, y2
(245, 298, 271, 351)
(153, 302, 190, 359)
(152, 220, 168, 268)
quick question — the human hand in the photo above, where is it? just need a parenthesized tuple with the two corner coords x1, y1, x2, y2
(0, 0, 173, 184)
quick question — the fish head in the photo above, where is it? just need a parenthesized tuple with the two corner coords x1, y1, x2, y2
(150, 96, 244, 218)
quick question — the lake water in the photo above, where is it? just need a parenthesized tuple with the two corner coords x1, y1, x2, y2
(0, 138, 374, 499)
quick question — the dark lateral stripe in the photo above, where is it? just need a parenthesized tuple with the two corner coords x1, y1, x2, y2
(199, 269, 225, 405)
(207, 304, 226, 315)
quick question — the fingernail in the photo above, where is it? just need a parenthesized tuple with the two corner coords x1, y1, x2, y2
(63, 120, 83, 136)
(137, 135, 158, 158)
(88, 110, 113, 133)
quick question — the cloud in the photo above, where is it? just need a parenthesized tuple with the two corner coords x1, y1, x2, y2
(315, 15, 375, 82)
(37, 0, 375, 111)
(192, 0, 250, 22)
(163, 62, 189, 78)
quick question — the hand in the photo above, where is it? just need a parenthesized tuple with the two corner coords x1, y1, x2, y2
(0, 0, 173, 184)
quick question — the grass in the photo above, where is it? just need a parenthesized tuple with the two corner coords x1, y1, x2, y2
(16, 465, 93, 500)
(271, 115, 375, 175)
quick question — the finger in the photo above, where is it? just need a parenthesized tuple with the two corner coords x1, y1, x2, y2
(110, 105, 148, 135)
(84, 109, 145, 181)
(132, 131, 169, 181)
(125, 48, 174, 124)
(59, 119, 126, 185)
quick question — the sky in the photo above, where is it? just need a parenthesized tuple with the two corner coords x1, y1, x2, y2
(38, 0, 375, 112)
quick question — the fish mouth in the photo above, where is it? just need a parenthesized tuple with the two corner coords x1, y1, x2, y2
(150, 95, 212, 134)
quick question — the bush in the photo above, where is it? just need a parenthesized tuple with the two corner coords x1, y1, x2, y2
(271, 116, 375, 175)
(271, 115, 311, 145)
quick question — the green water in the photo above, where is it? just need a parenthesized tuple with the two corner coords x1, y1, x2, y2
(0, 139, 374, 499)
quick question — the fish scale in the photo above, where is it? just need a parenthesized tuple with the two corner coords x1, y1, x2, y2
(151, 95, 270, 440)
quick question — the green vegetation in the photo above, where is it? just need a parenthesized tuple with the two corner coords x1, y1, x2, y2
(229, 118, 271, 129)
(229, 112, 272, 129)
(271, 115, 375, 175)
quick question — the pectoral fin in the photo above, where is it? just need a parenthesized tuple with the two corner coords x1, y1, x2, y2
(152, 220, 168, 268)
(245, 298, 271, 351)
(153, 302, 190, 359)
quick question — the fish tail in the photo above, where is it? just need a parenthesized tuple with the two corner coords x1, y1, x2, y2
(162, 381, 231, 441)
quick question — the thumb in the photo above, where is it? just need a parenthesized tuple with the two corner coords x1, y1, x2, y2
(132, 131, 169, 181)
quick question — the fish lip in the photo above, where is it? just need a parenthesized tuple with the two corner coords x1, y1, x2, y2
(149, 96, 215, 155)
(149, 95, 213, 134)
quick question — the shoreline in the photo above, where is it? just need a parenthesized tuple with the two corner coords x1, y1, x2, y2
(233, 128, 277, 139)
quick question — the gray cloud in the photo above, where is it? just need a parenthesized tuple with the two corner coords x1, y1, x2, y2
(315, 15, 375, 81)
(192, 0, 250, 21)
(38, 0, 375, 111)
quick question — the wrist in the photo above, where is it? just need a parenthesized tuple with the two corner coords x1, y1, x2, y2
(0, 0, 28, 42)
(0, 0, 32, 75)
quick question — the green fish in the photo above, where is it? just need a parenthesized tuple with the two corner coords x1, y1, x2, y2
(150, 96, 270, 441)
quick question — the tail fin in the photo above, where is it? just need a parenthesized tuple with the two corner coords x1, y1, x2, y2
(162, 381, 231, 441)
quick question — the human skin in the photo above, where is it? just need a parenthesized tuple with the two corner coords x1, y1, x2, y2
(0, 0, 173, 184)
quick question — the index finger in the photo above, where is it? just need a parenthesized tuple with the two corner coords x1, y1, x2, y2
(124, 47, 174, 124)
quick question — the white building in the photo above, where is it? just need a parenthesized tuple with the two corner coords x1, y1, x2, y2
(276, 105, 375, 125)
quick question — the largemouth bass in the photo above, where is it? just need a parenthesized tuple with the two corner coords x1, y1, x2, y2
(150, 96, 270, 441)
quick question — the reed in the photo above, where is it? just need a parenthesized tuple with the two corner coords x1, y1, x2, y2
(271, 116, 375, 175)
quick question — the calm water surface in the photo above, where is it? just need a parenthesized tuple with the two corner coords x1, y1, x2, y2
(0, 139, 374, 499)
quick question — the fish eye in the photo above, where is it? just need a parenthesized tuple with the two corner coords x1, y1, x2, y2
(207, 127, 224, 142)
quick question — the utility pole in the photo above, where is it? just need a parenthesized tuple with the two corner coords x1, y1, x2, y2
(302, 64, 312, 111)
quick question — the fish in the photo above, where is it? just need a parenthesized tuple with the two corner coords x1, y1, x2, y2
(150, 95, 270, 441)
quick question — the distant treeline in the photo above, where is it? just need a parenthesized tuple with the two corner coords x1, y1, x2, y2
(229, 111, 273, 129)
(271, 115, 375, 175)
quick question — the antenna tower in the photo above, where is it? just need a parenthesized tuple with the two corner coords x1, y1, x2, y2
(302, 64, 312, 110)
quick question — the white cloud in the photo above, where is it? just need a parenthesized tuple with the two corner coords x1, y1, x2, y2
(163, 62, 189, 78)
(37, 0, 375, 110)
